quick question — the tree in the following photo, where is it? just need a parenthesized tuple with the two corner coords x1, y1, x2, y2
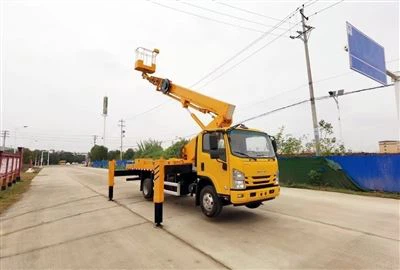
(89, 145, 108, 161)
(107, 150, 121, 160)
(135, 139, 164, 159)
(305, 120, 346, 155)
(123, 148, 135, 160)
(22, 148, 33, 164)
(164, 138, 188, 159)
(275, 127, 304, 155)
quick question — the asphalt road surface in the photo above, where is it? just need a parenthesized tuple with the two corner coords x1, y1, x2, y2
(1, 166, 399, 269)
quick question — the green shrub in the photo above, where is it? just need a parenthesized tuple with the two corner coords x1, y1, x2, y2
(308, 170, 323, 186)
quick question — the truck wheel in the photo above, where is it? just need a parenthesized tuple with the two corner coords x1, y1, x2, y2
(200, 185, 222, 217)
(142, 178, 153, 201)
(245, 202, 262, 209)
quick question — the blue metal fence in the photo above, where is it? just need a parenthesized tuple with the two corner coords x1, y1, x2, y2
(91, 160, 131, 169)
(327, 154, 400, 192)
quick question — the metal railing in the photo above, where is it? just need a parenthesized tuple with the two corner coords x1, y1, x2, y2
(0, 147, 23, 190)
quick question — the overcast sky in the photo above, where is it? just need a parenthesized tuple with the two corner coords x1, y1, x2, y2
(1, 0, 399, 153)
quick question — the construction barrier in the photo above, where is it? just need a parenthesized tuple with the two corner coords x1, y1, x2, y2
(92, 160, 130, 169)
(0, 148, 24, 190)
(327, 154, 400, 192)
(278, 157, 361, 190)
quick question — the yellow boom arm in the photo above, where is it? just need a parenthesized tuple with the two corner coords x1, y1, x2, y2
(142, 73, 235, 130)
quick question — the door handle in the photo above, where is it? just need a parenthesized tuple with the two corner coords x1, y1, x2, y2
(201, 162, 204, 171)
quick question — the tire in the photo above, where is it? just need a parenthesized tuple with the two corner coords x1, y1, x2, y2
(245, 202, 262, 209)
(199, 185, 222, 217)
(142, 178, 153, 201)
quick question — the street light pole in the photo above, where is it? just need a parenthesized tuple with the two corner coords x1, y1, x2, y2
(118, 119, 126, 160)
(14, 125, 28, 153)
(40, 151, 44, 167)
(329, 90, 345, 146)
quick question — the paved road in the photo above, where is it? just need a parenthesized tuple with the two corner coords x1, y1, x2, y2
(1, 166, 399, 269)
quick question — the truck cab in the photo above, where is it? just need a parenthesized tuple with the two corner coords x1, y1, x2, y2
(195, 126, 280, 217)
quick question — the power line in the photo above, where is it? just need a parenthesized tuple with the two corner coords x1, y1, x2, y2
(238, 58, 399, 110)
(190, 7, 300, 88)
(123, 2, 302, 124)
(170, 0, 345, 90)
(216, 2, 283, 22)
(304, 0, 320, 8)
(123, 0, 342, 123)
(315, 84, 395, 101)
(238, 83, 395, 124)
(240, 99, 310, 124)
(308, 0, 345, 17)
(124, 84, 395, 148)
(149, 0, 271, 34)
(180, 1, 290, 31)
(125, 101, 170, 121)
(196, 21, 301, 89)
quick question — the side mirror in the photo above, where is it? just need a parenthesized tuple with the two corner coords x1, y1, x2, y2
(270, 136, 278, 154)
(209, 133, 218, 150)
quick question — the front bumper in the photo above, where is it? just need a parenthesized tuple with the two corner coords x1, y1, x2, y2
(230, 185, 280, 205)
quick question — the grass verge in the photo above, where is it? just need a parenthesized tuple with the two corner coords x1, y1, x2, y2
(281, 183, 400, 200)
(0, 168, 40, 214)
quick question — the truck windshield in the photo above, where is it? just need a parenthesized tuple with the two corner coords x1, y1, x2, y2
(228, 129, 275, 159)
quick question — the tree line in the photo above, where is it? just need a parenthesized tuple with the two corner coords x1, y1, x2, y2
(19, 120, 345, 164)
(275, 120, 347, 156)
(22, 149, 86, 165)
(89, 138, 188, 161)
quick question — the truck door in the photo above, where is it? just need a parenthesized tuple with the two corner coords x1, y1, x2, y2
(197, 131, 230, 195)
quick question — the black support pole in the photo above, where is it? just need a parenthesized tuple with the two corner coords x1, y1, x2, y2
(154, 203, 163, 226)
(108, 186, 113, 201)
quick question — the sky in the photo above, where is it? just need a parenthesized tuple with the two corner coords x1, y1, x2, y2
(0, 0, 399, 153)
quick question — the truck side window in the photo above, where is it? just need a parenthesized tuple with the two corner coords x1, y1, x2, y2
(202, 132, 226, 161)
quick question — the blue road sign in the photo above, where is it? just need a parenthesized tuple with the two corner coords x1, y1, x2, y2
(346, 22, 387, 85)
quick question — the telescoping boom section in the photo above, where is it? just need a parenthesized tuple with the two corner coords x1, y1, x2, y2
(107, 47, 280, 226)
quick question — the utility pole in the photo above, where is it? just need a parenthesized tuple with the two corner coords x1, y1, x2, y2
(118, 119, 126, 160)
(14, 125, 28, 153)
(92, 135, 99, 146)
(102, 96, 108, 147)
(290, 6, 321, 156)
(1, 130, 10, 151)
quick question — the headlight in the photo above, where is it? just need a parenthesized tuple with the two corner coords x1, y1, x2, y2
(232, 169, 246, 189)
(275, 170, 279, 185)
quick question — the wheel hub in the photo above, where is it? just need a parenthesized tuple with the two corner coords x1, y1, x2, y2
(203, 193, 214, 211)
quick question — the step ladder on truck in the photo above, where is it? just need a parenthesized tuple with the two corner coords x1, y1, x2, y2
(108, 48, 280, 226)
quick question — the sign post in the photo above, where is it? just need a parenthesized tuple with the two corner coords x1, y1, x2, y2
(346, 22, 387, 85)
(346, 22, 399, 122)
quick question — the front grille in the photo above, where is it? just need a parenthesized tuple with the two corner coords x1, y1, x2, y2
(252, 180, 269, 184)
(252, 175, 270, 180)
(245, 184, 277, 190)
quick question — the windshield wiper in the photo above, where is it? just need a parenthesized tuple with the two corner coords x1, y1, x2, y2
(227, 123, 248, 132)
(233, 151, 257, 160)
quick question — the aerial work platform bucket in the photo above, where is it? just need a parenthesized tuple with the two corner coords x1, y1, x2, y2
(135, 47, 159, 74)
